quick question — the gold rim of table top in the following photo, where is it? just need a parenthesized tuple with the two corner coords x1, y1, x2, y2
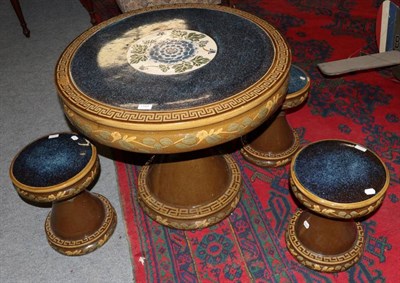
(56, 4, 291, 153)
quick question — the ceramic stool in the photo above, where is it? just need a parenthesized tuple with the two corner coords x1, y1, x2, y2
(286, 140, 390, 272)
(10, 133, 117, 256)
(241, 65, 310, 167)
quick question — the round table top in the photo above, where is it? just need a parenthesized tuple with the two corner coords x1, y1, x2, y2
(70, 7, 274, 111)
(10, 133, 94, 188)
(291, 140, 389, 204)
(56, 4, 291, 153)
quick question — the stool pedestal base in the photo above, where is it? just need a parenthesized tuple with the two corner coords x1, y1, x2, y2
(138, 153, 241, 230)
(286, 210, 364, 272)
(241, 111, 300, 167)
(241, 64, 310, 168)
(45, 192, 117, 256)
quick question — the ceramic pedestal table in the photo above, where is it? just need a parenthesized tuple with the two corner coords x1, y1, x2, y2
(55, 4, 291, 229)
(286, 140, 390, 272)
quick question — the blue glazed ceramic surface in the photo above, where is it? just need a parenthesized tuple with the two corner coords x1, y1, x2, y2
(293, 140, 387, 203)
(70, 8, 274, 111)
(12, 134, 92, 188)
(287, 65, 308, 94)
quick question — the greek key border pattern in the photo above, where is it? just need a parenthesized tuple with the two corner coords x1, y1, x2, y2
(45, 194, 117, 256)
(286, 210, 364, 272)
(56, 5, 290, 123)
(137, 154, 241, 220)
(64, 88, 285, 154)
(140, 194, 241, 230)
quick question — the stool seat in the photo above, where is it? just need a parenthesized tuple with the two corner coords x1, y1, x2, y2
(282, 65, 310, 110)
(10, 133, 117, 255)
(291, 139, 389, 218)
(241, 65, 310, 167)
(11, 134, 94, 202)
(286, 139, 390, 272)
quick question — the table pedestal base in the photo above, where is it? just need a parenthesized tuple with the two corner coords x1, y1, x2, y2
(45, 191, 117, 256)
(241, 111, 300, 167)
(138, 153, 241, 229)
(286, 210, 364, 273)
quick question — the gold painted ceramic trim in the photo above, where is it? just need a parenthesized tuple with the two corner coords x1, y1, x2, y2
(56, 5, 289, 127)
(290, 179, 385, 219)
(282, 74, 310, 110)
(15, 161, 99, 203)
(137, 154, 241, 217)
(9, 135, 98, 202)
(139, 194, 241, 230)
(45, 193, 117, 256)
(56, 4, 291, 154)
(137, 154, 241, 229)
(241, 129, 299, 167)
(286, 210, 364, 272)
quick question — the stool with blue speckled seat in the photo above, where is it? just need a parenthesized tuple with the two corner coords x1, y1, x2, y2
(241, 65, 310, 167)
(9, 133, 117, 256)
(286, 140, 390, 272)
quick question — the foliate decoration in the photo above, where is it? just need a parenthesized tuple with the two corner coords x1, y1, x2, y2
(241, 130, 300, 167)
(127, 29, 217, 75)
(63, 90, 285, 153)
(45, 194, 117, 256)
(282, 89, 309, 110)
(286, 210, 364, 272)
(290, 179, 385, 219)
(14, 159, 99, 203)
(251, 154, 291, 167)
(139, 197, 240, 230)
(16, 187, 76, 203)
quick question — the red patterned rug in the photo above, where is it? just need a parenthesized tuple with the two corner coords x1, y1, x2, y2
(109, 0, 400, 282)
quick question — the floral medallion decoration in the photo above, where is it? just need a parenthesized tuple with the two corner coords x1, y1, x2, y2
(127, 29, 217, 75)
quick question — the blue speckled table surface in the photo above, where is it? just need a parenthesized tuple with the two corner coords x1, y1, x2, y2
(70, 8, 274, 111)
